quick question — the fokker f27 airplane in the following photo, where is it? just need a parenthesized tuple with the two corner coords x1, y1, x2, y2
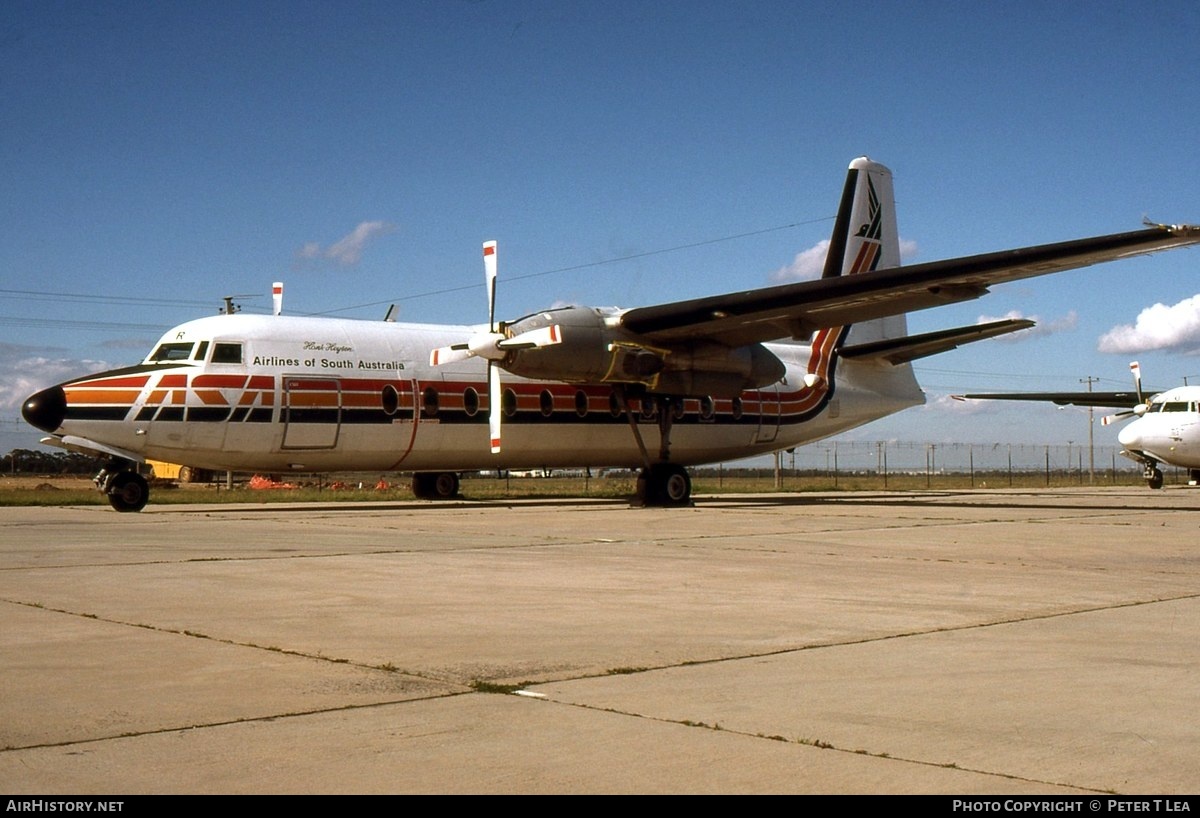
(958, 362, 1200, 489)
(21, 158, 1200, 510)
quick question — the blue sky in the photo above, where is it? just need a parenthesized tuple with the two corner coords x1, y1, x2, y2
(3, 0, 1200, 458)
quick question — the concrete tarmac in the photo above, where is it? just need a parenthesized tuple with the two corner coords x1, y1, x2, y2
(1, 487, 1198, 794)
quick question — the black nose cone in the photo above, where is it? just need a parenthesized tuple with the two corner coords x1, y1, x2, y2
(22, 385, 67, 433)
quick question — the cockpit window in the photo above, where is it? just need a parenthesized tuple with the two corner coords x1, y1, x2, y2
(149, 342, 194, 362)
(212, 342, 243, 364)
(1151, 401, 1190, 413)
(194, 341, 209, 361)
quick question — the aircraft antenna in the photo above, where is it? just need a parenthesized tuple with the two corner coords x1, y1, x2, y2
(220, 293, 259, 315)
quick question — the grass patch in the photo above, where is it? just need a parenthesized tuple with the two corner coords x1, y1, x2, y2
(470, 681, 525, 694)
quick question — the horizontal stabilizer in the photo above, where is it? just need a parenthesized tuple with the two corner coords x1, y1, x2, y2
(838, 318, 1034, 365)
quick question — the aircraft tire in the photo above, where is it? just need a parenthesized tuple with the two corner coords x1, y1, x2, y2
(1148, 468, 1164, 490)
(108, 472, 149, 513)
(433, 471, 460, 498)
(412, 471, 460, 500)
(637, 463, 692, 507)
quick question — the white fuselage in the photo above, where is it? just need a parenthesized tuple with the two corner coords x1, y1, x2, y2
(46, 313, 925, 474)
(1117, 386, 1200, 469)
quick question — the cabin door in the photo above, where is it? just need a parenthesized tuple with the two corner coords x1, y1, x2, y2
(752, 383, 781, 444)
(281, 377, 342, 449)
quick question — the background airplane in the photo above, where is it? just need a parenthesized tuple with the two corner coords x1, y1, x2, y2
(21, 158, 1200, 510)
(956, 362, 1200, 488)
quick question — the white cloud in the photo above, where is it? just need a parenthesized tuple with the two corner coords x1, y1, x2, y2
(770, 237, 918, 283)
(771, 239, 829, 283)
(1098, 294, 1200, 354)
(976, 309, 1077, 341)
(295, 221, 394, 267)
(0, 344, 112, 411)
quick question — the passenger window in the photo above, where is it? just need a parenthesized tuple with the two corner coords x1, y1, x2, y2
(212, 343, 243, 364)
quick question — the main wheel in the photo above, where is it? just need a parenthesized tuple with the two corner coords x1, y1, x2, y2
(108, 472, 149, 512)
(412, 472, 460, 499)
(433, 471, 460, 498)
(637, 463, 692, 507)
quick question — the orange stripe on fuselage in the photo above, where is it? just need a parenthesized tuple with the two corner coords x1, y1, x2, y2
(794, 237, 881, 414)
(193, 375, 250, 389)
(287, 391, 338, 408)
(63, 388, 142, 404)
(195, 390, 230, 406)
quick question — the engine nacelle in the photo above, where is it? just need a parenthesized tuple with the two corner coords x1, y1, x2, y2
(502, 306, 785, 398)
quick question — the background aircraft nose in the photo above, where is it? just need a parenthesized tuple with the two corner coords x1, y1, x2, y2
(22, 385, 67, 433)
(1117, 422, 1140, 449)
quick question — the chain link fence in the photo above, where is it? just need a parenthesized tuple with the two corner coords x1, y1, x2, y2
(755, 440, 1167, 488)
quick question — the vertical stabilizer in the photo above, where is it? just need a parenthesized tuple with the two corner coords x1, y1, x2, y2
(791, 158, 915, 422)
(824, 157, 906, 345)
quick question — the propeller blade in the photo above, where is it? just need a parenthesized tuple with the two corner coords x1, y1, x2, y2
(1130, 360, 1144, 404)
(483, 240, 498, 332)
(272, 282, 283, 316)
(429, 345, 473, 366)
(489, 361, 502, 454)
(497, 324, 563, 351)
(1102, 410, 1134, 427)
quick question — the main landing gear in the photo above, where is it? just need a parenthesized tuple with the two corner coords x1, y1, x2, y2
(636, 462, 692, 506)
(95, 460, 150, 512)
(615, 388, 693, 508)
(411, 471, 460, 500)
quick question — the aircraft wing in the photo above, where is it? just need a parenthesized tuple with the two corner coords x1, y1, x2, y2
(41, 434, 146, 463)
(618, 225, 1200, 347)
(954, 392, 1145, 408)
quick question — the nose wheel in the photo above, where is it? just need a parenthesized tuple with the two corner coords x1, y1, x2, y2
(96, 465, 150, 512)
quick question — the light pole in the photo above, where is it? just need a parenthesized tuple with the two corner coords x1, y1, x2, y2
(1080, 376, 1097, 485)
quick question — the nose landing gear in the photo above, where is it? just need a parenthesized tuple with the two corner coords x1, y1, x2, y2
(95, 461, 150, 512)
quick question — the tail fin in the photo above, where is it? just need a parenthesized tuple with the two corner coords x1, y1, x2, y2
(788, 158, 921, 420)
(824, 157, 906, 345)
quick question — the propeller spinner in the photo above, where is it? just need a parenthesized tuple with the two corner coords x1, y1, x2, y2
(428, 241, 562, 452)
